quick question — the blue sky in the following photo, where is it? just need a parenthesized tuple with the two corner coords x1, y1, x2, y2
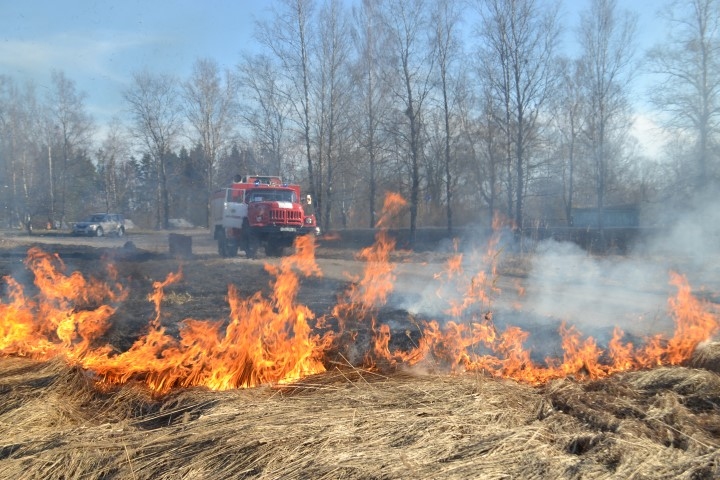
(0, 0, 269, 122)
(0, 0, 665, 149)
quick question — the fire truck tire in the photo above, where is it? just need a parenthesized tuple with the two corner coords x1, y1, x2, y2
(217, 235, 228, 257)
(244, 234, 259, 259)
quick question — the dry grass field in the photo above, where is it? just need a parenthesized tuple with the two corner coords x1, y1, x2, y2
(0, 228, 718, 479)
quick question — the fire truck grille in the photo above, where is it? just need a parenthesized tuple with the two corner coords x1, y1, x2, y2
(270, 209, 303, 225)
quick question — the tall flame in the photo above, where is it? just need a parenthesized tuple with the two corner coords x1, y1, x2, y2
(0, 247, 126, 360)
(75, 234, 330, 393)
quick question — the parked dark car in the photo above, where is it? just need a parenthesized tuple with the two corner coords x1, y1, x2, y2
(72, 213, 125, 237)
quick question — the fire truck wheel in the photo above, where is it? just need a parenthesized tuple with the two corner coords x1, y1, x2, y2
(244, 234, 259, 259)
(217, 236, 228, 257)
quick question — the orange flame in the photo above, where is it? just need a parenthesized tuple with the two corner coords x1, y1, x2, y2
(377, 272, 719, 384)
(0, 248, 126, 360)
(77, 235, 330, 393)
(664, 271, 719, 362)
(1, 203, 719, 394)
(375, 192, 407, 229)
(433, 229, 501, 318)
(332, 194, 404, 330)
(0, 239, 331, 394)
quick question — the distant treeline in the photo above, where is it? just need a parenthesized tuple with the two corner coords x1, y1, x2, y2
(1, 0, 718, 241)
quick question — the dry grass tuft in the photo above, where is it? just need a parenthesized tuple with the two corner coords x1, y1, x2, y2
(163, 291, 194, 305)
(689, 341, 720, 374)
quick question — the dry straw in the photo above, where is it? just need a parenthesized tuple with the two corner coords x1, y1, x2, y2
(0, 346, 719, 479)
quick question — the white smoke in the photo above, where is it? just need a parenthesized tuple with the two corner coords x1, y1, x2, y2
(522, 186, 720, 341)
(385, 189, 720, 356)
(639, 187, 720, 289)
(523, 239, 672, 339)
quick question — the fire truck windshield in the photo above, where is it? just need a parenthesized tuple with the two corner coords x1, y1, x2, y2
(248, 189, 297, 203)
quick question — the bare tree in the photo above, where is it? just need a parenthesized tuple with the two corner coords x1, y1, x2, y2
(316, 0, 353, 229)
(351, 0, 390, 228)
(182, 57, 237, 226)
(550, 57, 587, 225)
(256, 0, 319, 224)
(647, 0, 720, 190)
(124, 70, 183, 229)
(96, 117, 131, 213)
(432, 0, 464, 234)
(475, 0, 515, 223)
(46, 70, 95, 226)
(0, 76, 9, 227)
(475, 0, 561, 231)
(471, 84, 503, 224)
(578, 0, 637, 236)
(238, 53, 291, 175)
(0, 77, 41, 228)
(379, 0, 436, 246)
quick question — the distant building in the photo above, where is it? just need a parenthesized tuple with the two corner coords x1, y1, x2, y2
(570, 205, 640, 228)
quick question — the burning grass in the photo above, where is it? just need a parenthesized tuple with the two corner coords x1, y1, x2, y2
(1, 231, 716, 393)
(1, 195, 720, 477)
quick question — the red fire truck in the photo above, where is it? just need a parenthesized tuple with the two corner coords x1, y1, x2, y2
(210, 175, 318, 258)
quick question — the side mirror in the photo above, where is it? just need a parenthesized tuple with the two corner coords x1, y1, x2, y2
(306, 194, 312, 205)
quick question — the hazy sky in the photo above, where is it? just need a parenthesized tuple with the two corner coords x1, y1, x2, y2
(0, 0, 666, 148)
